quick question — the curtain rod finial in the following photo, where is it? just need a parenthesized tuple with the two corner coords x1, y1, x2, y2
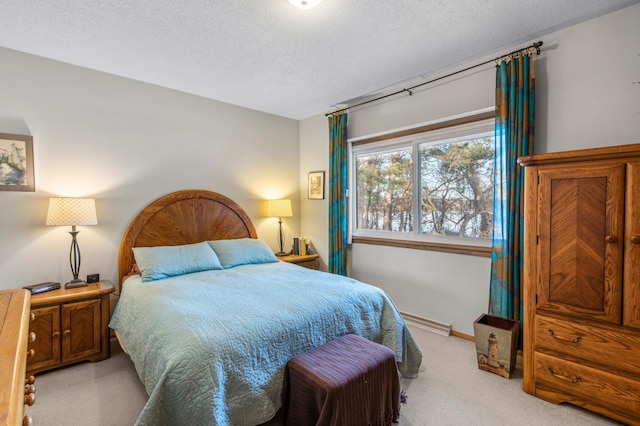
(533, 41, 543, 54)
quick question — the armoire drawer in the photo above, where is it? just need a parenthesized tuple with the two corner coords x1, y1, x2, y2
(535, 315, 640, 376)
(534, 352, 640, 425)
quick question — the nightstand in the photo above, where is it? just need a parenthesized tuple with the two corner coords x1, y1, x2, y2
(279, 253, 320, 270)
(27, 280, 115, 375)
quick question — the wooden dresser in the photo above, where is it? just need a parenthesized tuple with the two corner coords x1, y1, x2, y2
(0, 289, 34, 426)
(520, 143, 640, 425)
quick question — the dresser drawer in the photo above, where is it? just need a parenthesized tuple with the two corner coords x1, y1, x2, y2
(535, 315, 640, 376)
(534, 352, 640, 425)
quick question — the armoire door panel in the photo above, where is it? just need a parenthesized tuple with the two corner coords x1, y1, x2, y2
(548, 176, 606, 311)
(537, 165, 624, 324)
(624, 162, 640, 329)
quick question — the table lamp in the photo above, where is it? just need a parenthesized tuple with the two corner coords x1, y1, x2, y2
(46, 197, 98, 288)
(267, 199, 293, 256)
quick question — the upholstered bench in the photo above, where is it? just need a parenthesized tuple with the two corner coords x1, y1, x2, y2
(283, 334, 400, 426)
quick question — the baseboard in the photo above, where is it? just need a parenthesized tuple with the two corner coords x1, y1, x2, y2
(450, 330, 474, 341)
(401, 311, 451, 336)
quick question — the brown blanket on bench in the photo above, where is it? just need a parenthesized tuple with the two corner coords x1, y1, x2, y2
(283, 334, 400, 426)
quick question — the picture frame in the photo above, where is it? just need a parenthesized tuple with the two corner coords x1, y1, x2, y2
(0, 133, 34, 192)
(308, 171, 325, 200)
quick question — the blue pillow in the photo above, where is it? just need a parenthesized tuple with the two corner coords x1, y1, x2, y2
(132, 241, 223, 282)
(207, 238, 278, 268)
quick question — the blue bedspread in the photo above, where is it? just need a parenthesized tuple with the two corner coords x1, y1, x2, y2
(109, 261, 422, 425)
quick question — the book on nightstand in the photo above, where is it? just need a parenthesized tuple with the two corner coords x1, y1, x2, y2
(22, 281, 60, 295)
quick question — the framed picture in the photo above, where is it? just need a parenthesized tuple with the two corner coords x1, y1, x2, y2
(0, 133, 34, 192)
(308, 171, 325, 200)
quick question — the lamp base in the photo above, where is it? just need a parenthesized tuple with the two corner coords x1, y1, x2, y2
(275, 251, 289, 257)
(65, 279, 88, 289)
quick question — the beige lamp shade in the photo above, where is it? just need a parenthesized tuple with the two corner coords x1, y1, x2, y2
(267, 199, 293, 218)
(46, 198, 98, 226)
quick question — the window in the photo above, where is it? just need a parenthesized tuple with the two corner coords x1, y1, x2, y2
(351, 116, 494, 250)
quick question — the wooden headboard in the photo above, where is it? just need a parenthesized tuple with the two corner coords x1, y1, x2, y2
(117, 190, 257, 290)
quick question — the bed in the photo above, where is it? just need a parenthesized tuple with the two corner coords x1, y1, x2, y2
(109, 189, 422, 426)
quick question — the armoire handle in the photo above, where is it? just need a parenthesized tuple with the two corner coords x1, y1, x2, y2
(548, 329, 581, 344)
(548, 367, 582, 384)
(631, 235, 640, 244)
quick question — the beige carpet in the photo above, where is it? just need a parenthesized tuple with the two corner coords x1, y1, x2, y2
(28, 325, 622, 425)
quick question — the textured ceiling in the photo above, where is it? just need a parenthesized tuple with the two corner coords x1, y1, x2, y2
(0, 0, 638, 120)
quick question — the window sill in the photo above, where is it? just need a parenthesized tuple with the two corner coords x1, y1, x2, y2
(351, 236, 492, 257)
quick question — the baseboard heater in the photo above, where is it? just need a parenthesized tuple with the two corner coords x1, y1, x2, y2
(401, 311, 451, 336)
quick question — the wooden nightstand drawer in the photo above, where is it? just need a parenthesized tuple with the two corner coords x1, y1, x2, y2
(294, 260, 317, 269)
(279, 254, 319, 270)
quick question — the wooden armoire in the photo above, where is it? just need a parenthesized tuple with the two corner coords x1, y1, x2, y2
(520, 143, 640, 425)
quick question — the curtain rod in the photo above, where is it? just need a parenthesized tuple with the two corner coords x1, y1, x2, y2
(326, 41, 543, 117)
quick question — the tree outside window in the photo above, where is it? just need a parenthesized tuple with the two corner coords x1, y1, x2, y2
(419, 138, 494, 239)
(353, 124, 494, 243)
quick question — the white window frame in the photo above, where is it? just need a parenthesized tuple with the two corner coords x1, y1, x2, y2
(349, 114, 495, 251)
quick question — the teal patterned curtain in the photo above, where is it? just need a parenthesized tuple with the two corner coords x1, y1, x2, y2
(489, 52, 536, 323)
(328, 112, 348, 276)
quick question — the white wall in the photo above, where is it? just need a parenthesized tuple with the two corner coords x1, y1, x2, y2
(299, 3, 640, 335)
(299, 115, 330, 270)
(0, 47, 300, 292)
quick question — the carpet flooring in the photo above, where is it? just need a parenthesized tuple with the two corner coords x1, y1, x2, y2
(28, 325, 622, 425)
